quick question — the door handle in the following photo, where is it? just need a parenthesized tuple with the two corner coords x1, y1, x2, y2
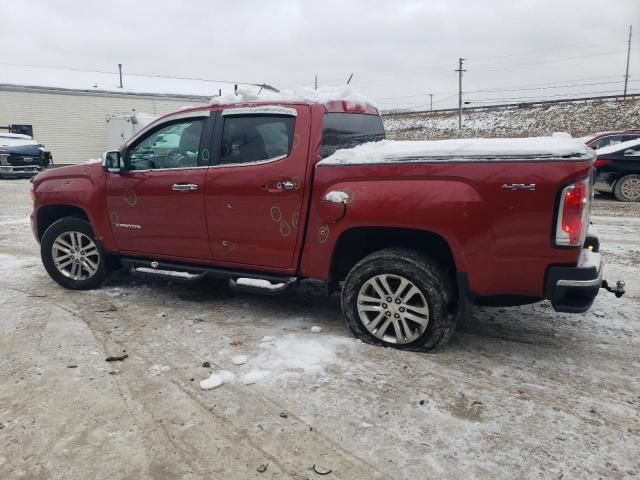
(172, 183, 199, 192)
(277, 180, 296, 191)
(262, 179, 297, 193)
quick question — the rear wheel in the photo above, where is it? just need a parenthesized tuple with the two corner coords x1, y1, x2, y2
(41, 217, 108, 290)
(613, 174, 640, 202)
(341, 248, 456, 352)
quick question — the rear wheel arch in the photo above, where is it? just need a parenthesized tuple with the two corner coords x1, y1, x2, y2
(613, 174, 640, 202)
(329, 227, 458, 285)
(341, 247, 457, 351)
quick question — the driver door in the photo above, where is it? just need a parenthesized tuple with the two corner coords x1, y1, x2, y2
(106, 113, 214, 260)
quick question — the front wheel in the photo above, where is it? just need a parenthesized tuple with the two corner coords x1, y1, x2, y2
(41, 217, 108, 290)
(613, 174, 640, 202)
(341, 248, 456, 352)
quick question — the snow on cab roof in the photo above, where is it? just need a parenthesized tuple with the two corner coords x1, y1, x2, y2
(210, 85, 377, 109)
(318, 137, 593, 166)
(596, 137, 640, 156)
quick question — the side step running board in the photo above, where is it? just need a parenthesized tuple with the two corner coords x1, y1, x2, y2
(131, 266, 207, 283)
(122, 257, 298, 293)
(229, 277, 295, 295)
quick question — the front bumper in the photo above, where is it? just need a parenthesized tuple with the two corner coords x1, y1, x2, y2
(544, 246, 602, 314)
(0, 165, 43, 177)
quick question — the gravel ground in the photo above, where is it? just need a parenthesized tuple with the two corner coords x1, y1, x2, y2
(0, 179, 638, 480)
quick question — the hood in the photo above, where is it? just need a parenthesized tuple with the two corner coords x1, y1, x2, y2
(33, 161, 102, 185)
(0, 143, 47, 155)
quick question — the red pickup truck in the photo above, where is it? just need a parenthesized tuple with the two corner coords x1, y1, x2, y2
(30, 97, 618, 351)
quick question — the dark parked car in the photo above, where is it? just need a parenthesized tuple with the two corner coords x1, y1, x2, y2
(584, 129, 640, 150)
(594, 138, 640, 201)
(0, 133, 52, 178)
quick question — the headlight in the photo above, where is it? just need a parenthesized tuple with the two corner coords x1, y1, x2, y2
(0, 154, 9, 166)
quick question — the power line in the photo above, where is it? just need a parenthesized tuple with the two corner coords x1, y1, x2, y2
(375, 76, 633, 102)
(466, 88, 638, 103)
(0, 61, 264, 87)
(470, 48, 637, 72)
(466, 79, 635, 94)
(470, 36, 626, 61)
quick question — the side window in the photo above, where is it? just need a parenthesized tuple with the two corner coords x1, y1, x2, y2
(593, 135, 622, 149)
(624, 145, 640, 157)
(219, 115, 295, 165)
(127, 118, 204, 171)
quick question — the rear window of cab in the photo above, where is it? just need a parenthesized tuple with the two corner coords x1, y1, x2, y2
(321, 113, 385, 158)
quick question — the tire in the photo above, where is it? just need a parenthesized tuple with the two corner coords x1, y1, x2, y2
(41, 217, 108, 290)
(613, 174, 640, 202)
(341, 248, 456, 352)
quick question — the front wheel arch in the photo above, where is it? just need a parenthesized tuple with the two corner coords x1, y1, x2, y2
(37, 205, 90, 240)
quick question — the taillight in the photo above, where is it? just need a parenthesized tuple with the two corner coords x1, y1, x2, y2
(594, 159, 612, 168)
(555, 178, 591, 247)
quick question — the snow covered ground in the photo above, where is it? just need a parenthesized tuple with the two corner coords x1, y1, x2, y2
(0, 179, 638, 479)
(384, 98, 640, 141)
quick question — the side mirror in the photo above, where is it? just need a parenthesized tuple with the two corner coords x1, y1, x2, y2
(102, 151, 123, 172)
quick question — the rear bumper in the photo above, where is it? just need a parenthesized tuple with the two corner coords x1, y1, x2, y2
(544, 248, 602, 313)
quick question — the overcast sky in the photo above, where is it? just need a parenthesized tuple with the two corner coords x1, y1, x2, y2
(1, 0, 639, 110)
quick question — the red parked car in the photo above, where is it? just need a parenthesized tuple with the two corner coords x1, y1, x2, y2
(29, 97, 621, 351)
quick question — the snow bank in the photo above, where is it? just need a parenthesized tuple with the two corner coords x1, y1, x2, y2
(231, 355, 248, 366)
(318, 137, 591, 166)
(578, 250, 601, 269)
(200, 370, 235, 390)
(236, 278, 285, 290)
(135, 267, 200, 279)
(241, 370, 271, 385)
(323, 191, 350, 203)
(595, 137, 640, 156)
(251, 334, 348, 378)
(210, 85, 376, 108)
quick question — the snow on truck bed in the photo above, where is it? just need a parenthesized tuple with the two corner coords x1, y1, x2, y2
(318, 137, 593, 166)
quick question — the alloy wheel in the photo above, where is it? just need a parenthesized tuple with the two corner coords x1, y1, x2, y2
(357, 273, 430, 344)
(51, 231, 100, 281)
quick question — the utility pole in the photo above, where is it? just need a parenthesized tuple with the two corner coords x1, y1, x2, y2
(455, 58, 466, 137)
(429, 93, 433, 111)
(118, 63, 123, 88)
(623, 25, 633, 100)
(314, 74, 318, 90)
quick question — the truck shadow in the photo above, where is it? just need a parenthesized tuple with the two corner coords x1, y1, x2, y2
(105, 272, 576, 353)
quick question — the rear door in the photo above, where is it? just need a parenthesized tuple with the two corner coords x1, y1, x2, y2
(106, 112, 214, 259)
(204, 105, 311, 270)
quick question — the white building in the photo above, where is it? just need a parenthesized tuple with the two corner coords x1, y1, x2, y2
(0, 65, 265, 164)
